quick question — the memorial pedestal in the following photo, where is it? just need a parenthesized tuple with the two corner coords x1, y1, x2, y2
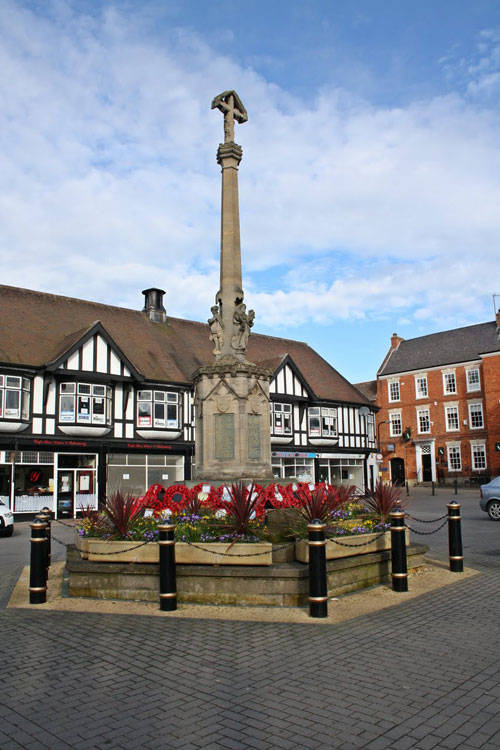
(192, 358, 274, 482)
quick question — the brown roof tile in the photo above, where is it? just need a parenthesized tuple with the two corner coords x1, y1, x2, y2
(0, 285, 368, 404)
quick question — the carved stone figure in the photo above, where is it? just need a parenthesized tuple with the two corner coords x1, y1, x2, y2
(208, 305, 223, 354)
(231, 303, 255, 352)
(211, 91, 248, 144)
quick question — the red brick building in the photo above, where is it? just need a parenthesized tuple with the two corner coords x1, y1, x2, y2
(374, 312, 500, 486)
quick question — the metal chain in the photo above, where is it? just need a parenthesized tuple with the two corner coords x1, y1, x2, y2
(324, 529, 390, 547)
(404, 519, 448, 535)
(183, 540, 295, 557)
(404, 512, 448, 523)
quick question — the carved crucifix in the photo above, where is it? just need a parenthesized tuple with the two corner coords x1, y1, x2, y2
(211, 90, 248, 143)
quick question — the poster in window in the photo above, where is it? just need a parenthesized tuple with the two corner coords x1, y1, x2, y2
(5, 390, 20, 418)
(60, 395, 75, 422)
(93, 397, 105, 424)
(78, 396, 91, 422)
(138, 401, 152, 427)
(79, 474, 90, 491)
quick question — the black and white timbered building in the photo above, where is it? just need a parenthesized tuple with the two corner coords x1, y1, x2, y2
(0, 284, 377, 517)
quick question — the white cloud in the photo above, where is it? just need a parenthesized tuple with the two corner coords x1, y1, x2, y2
(0, 2, 499, 335)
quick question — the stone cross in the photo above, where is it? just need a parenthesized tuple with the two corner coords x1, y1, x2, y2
(211, 91, 248, 143)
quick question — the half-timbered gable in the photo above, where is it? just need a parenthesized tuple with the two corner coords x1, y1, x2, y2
(0, 284, 377, 515)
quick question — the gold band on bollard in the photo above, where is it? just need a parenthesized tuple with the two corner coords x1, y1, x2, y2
(449, 555, 463, 560)
(448, 516, 461, 520)
(159, 592, 177, 598)
(30, 538, 47, 543)
(308, 540, 327, 546)
(308, 596, 328, 602)
(392, 572, 408, 578)
(158, 540, 175, 545)
(391, 527, 406, 531)
(29, 586, 47, 592)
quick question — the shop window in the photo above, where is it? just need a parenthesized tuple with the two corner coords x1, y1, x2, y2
(59, 382, 112, 426)
(0, 375, 31, 420)
(137, 390, 179, 429)
(270, 403, 292, 435)
(308, 407, 337, 438)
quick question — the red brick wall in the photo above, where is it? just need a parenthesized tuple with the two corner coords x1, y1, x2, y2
(376, 356, 499, 484)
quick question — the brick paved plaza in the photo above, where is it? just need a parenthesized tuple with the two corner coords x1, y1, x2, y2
(1, 488, 499, 749)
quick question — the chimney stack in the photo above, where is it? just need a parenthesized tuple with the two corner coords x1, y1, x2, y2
(496, 309, 500, 337)
(142, 288, 167, 323)
(391, 332, 404, 349)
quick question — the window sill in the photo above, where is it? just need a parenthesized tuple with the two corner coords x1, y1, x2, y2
(59, 425, 112, 437)
(0, 421, 30, 433)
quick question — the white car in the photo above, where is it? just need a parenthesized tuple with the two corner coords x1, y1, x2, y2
(0, 500, 14, 537)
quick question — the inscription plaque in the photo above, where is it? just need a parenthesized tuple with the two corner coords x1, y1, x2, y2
(248, 414, 262, 460)
(214, 413, 235, 460)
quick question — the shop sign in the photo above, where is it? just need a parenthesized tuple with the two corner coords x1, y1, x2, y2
(271, 451, 317, 458)
(126, 442, 172, 450)
(34, 438, 88, 448)
(386, 443, 395, 452)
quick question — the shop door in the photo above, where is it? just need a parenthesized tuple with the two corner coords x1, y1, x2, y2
(422, 454, 432, 482)
(390, 458, 405, 486)
(57, 470, 74, 517)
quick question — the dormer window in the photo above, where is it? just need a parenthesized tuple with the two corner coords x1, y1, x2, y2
(59, 383, 112, 426)
(0, 375, 30, 420)
(137, 390, 179, 429)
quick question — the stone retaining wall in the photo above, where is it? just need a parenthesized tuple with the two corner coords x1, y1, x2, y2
(66, 543, 428, 607)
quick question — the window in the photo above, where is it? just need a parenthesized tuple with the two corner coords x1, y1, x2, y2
(388, 380, 400, 402)
(471, 444, 487, 471)
(466, 368, 480, 392)
(445, 406, 459, 431)
(447, 445, 461, 471)
(270, 403, 292, 435)
(0, 375, 30, 420)
(443, 371, 457, 395)
(415, 375, 428, 399)
(271, 456, 314, 482)
(389, 411, 402, 437)
(308, 407, 337, 438)
(59, 382, 112, 426)
(137, 390, 179, 429)
(469, 402, 484, 429)
(417, 408, 431, 434)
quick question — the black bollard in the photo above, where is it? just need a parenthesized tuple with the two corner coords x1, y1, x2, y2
(158, 521, 177, 611)
(390, 510, 408, 592)
(447, 501, 464, 573)
(29, 520, 47, 604)
(431, 481, 435, 496)
(453, 479, 458, 495)
(308, 519, 328, 618)
(406, 481, 409, 496)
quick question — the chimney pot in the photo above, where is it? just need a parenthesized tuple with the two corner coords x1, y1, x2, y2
(391, 332, 404, 349)
(142, 288, 167, 323)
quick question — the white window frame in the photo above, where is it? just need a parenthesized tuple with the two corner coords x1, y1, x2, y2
(388, 380, 400, 403)
(137, 390, 179, 429)
(445, 405, 459, 432)
(415, 375, 428, 399)
(59, 382, 112, 426)
(367, 413, 375, 441)
(468, 402, 484, 430)
(389, 411, 402, 437)
(471, 444, 487, 471)
(417, 408, 431, 434)
(447, 445, 461, 472)
(270, 402, 293, 436)
(0, 374, 31, 421)
(443, 371, 457, 395)
(466, 368, 480, 392)
(308, 407, 338, 438)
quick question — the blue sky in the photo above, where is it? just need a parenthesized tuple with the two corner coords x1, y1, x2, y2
(1, 0, 500, 383)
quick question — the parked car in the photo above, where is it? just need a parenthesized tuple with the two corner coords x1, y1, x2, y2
(0, 500, 14, 537)
(479, 476, 500, 521)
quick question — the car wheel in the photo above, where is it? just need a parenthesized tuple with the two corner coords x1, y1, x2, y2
(3, 525, 13, 537)
(487, 500, 500, 521)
